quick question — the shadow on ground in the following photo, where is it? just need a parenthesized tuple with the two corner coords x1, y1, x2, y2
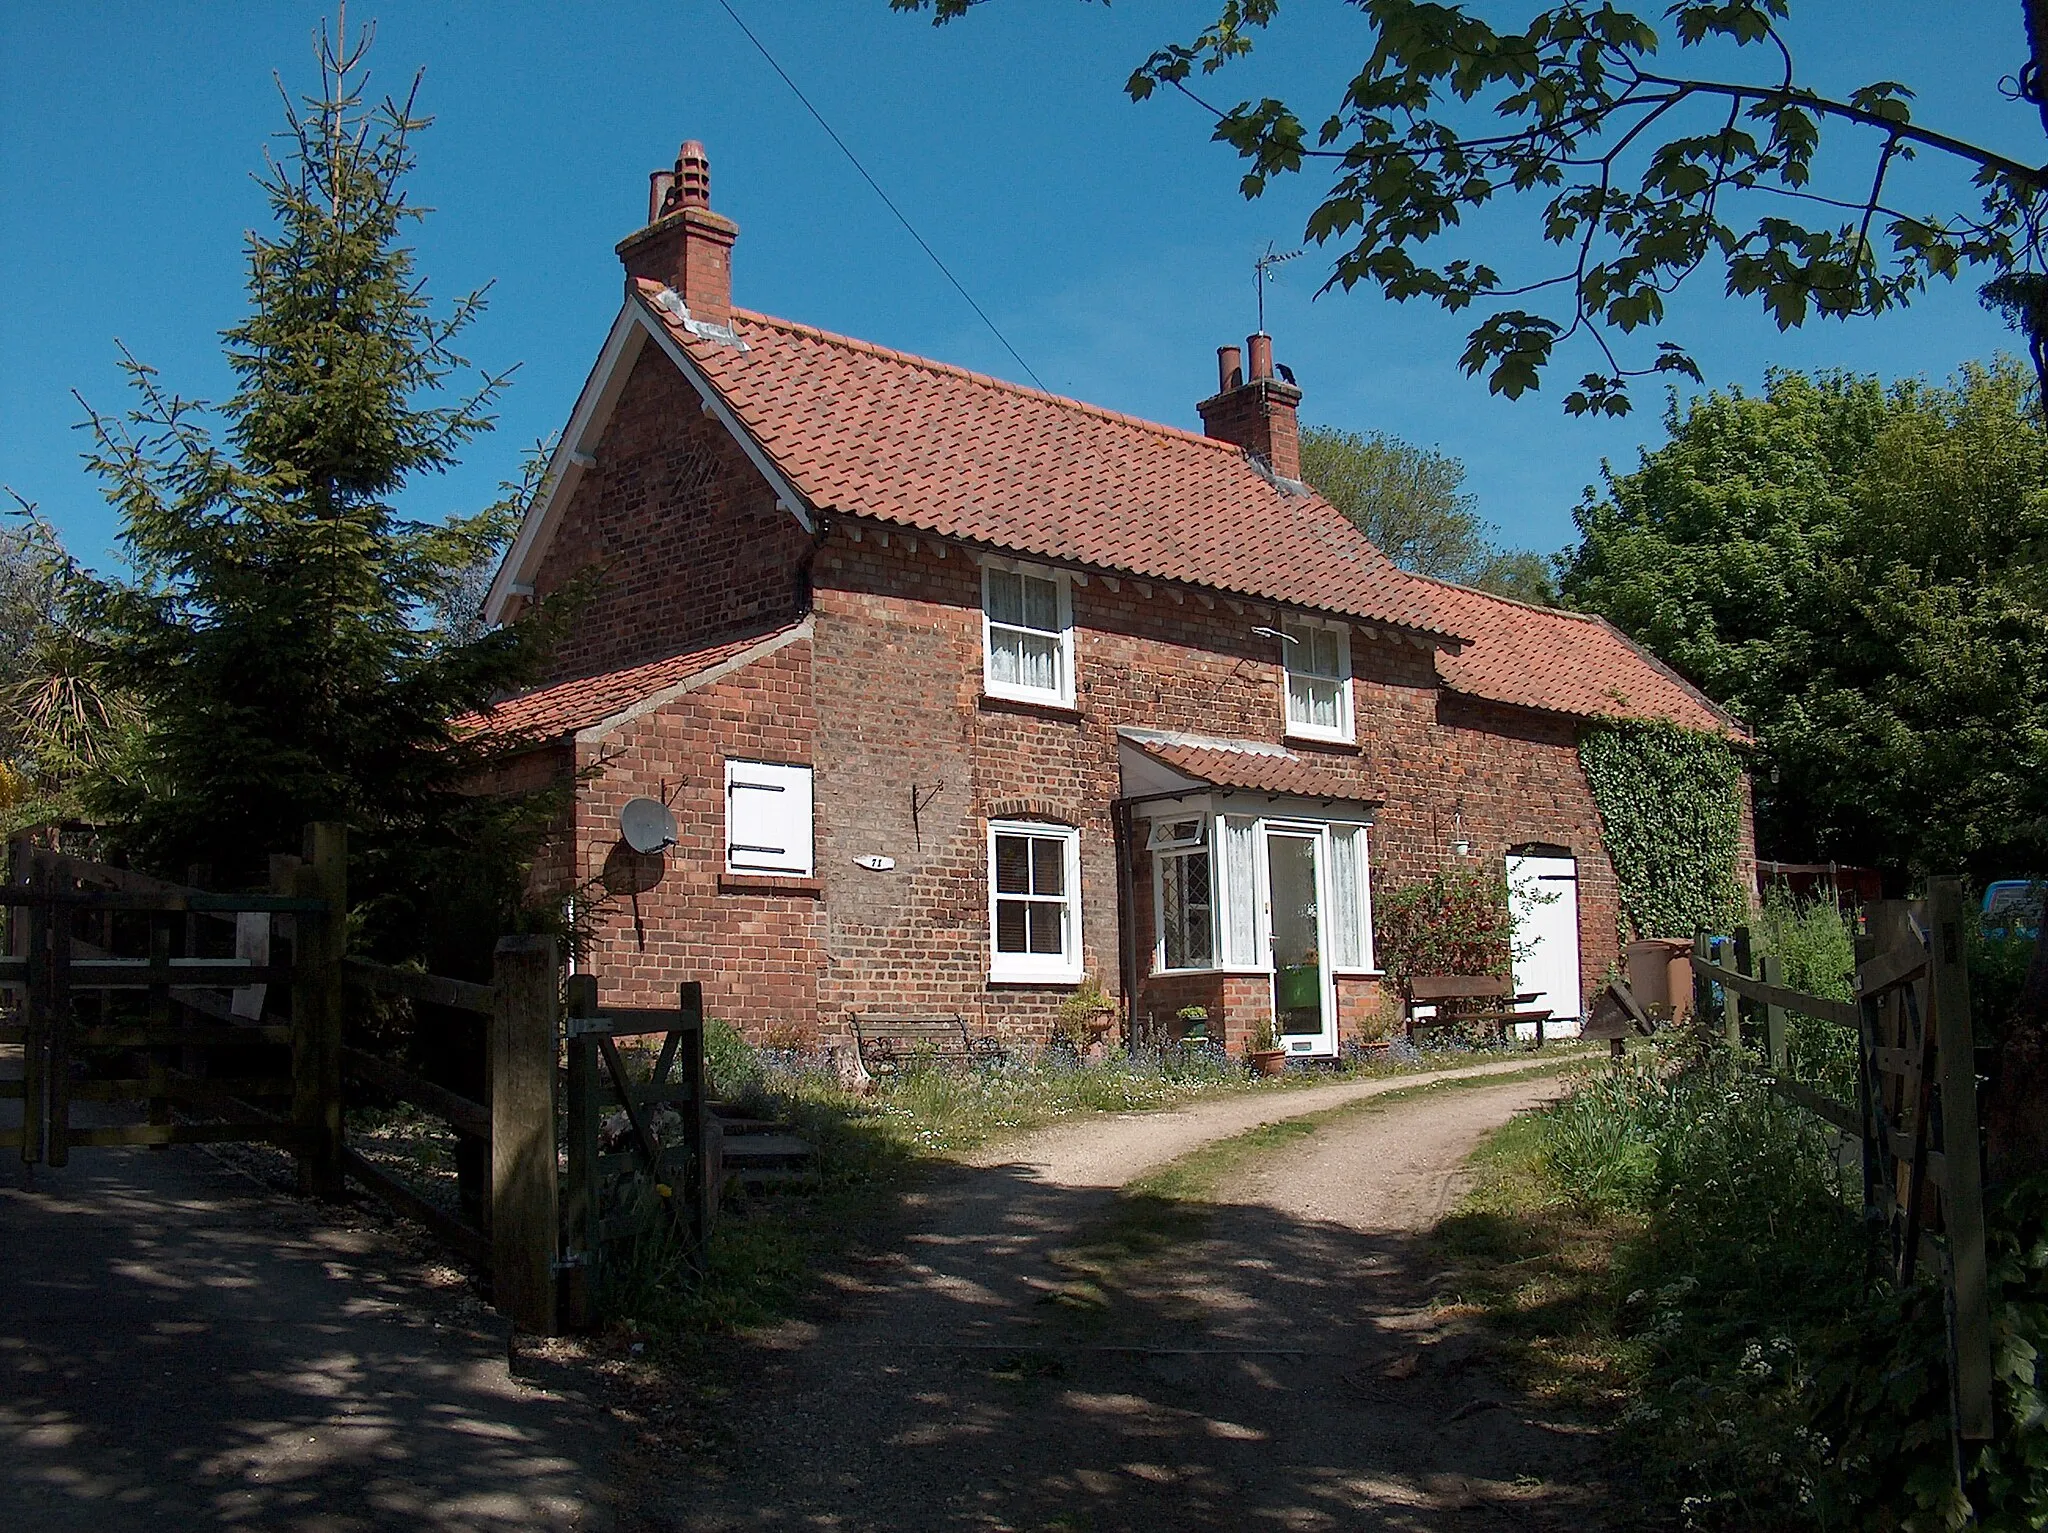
(653, 1140, 1610, 1533)
(0, 1142, 605, 1531)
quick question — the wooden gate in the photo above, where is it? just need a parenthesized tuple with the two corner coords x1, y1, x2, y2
(1690, 876, 1993, 1443)
(559, 975, 714, 1330)
(1, 839, 343, 1186)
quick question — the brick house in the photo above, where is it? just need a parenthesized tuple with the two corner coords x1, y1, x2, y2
(475, 142, 1751, 1057)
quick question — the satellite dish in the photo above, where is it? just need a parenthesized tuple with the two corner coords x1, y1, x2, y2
(619, 797, 678, 855)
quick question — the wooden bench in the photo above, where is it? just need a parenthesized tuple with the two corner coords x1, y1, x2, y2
(850, 1013, 1005, 1076)
(1404, 974, 1554, 1044)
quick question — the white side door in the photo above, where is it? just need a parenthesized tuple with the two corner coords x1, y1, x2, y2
(1507, 852, 1583, 1032)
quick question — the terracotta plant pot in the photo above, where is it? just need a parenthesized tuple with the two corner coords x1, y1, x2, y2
(1250, 1048, 1288, 1078)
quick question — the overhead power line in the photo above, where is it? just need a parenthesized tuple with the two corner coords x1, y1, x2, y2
(708, 0, 1052, 394)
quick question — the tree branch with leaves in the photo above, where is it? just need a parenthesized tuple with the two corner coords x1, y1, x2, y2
(897, 0, 2048, 415)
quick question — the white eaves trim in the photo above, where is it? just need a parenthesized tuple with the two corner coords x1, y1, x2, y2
(573, 618, 813, 746)
(481, 291, 815, 627)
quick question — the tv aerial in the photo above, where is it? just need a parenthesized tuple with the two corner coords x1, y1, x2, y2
(1254, 243, 1304, 334)
(619, 797, 679, 855)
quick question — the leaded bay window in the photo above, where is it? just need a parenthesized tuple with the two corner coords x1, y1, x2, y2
(988, 821, 1082, 982)
(1282, 617, 1352, 741)
(983, 561, 1073, 705)
(1157, 849, 1215, 971)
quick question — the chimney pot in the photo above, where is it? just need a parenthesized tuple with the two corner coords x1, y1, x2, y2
(1197, 330, 1303, 482)
(1217, 345, 1243, 393)
(619, 136, 739, 327)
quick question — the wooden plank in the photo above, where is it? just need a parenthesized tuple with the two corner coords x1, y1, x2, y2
(51, 959, 291, 987)
(343, 956, 495, 1016)
(341, 1148, 492, 1266)
(0, 888, 325, 913)
(64, 1121, 307, 1148)
(1929, 877, 1994, 1442)
(561, 975, 600, 1332)
(1855, 941, 1928, 999)
(77, 1024, 291, 1048)
(1772, 1077, 1862, 1136)
(1759, 954, 1789, 1070)
(490, 935, 561, 1336)
(70, 1076, 293, 1104)
(1689, 958, 1860, 1029)
(293, 823, 347, 1200)
(340, 1048, 491, 1138)
(1406, 975, 1513, 1000)
(596, 1005, 688, 1036)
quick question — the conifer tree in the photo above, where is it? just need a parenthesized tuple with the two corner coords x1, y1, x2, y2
(77, 17, 559, 892)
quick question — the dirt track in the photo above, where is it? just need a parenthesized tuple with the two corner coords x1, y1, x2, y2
(657, 1063, 1606, 1532)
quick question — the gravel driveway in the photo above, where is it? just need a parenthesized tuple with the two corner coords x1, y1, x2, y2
(653, 1060, 1606, 1532)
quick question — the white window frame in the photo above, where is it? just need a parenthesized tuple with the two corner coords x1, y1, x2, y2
(1324, 820, 1379, 975)
(1151, 843, 1219, 975)
(724, 759, 815, 876)
(1281, 616, 1354, 743)
(987, 820, 1083, 983)
(981, 557, 1076, 709)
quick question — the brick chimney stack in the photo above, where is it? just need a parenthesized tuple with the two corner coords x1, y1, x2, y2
(618, 139, 739, 328)
(1197, 332, 1302, 482)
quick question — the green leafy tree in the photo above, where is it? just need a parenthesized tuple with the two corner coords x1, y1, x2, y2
(900, 0, 2048, 416)
(73, 21, 562, 920)
(1299, 424, 1560, 600)
(0, 500, 138, 831)
(1560, 360, 2048, 877)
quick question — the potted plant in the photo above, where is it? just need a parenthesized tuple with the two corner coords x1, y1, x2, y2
(1175, 1003, 1209, 1042)
(1056, 975, 1118, 1053)
(1247, 1015, 1288, 1077)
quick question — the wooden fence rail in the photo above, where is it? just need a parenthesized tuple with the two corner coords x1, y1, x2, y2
(7, 823, 707, 1337)
(1688, 876, 1992, 1443)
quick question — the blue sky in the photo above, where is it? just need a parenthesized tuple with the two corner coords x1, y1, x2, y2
(3, 2, 2041, 574)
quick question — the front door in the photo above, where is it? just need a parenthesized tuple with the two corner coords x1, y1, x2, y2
(1265, 830, 1334, 1056)
(1507, 850, 1583, 1032)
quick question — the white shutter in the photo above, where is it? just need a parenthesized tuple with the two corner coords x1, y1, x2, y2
(725, 761, 814, 875)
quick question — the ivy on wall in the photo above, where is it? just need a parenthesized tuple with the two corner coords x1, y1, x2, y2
(1579, 720, 1745, 940)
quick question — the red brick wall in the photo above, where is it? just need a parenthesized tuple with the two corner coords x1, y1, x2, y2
(526, 343, 814, 685)
(570, 634, 824, 1036)
(518, 397, 1748, 1047)
(794, 530, 1703, 1048)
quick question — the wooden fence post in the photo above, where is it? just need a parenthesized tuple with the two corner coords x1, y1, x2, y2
(1692, 930, 1712, 1037)
(676, 980, 719, 1250)
(491, 935, 561, 1337)
(1759, 953, 1788, 1072)
(1731, 925, 1753, 1053)
(561, 973, 600, 1331)
(291, 822, 346, 1199)
(1928, 876, 1993, 1442)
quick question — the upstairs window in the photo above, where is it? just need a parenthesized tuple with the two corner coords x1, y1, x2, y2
(983, 560, 1074, 707)
(988, 821, 1082, 982)
(725, 760, 814, 876)
(1282, 617, 1352, 742)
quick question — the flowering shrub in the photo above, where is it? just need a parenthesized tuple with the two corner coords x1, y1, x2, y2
(1373, 866, 1515, 995)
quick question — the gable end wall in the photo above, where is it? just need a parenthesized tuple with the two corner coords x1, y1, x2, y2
(528, 345, 814, 684)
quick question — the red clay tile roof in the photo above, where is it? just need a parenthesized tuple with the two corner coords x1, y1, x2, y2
(641, 283, 1455, 639)
(459, 626, 797, 741)
(1129, 737, 1379, 800)
(1416, 578, 1748, 740)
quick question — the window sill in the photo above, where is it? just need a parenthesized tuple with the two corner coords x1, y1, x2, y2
(980, 690, 1082, 720)
(986, 970, 1084, 988)
(718, 873, 823, 897)
(1284, 729, 1359, 751)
